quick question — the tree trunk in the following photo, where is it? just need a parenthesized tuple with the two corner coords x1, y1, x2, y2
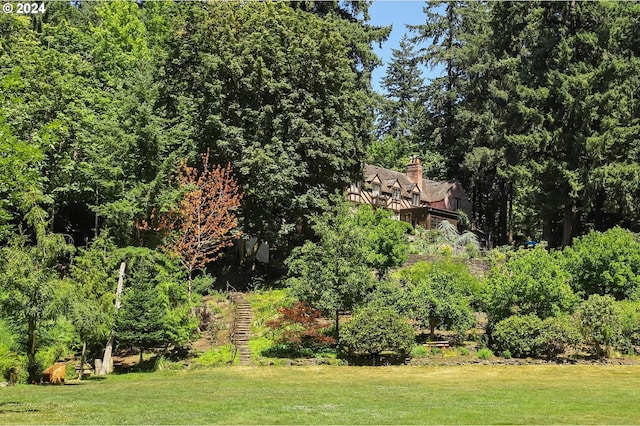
(78, 340, 87, 380)
(562, 202, 576, 248)
(543, 216, 553, 246)
(498, 180, 508, 245)
(335, 310, 340, 342)
(507, 184, 514, 245)
(429, 317, 436, 341)
(27, 318, 37, 383)
(139, 349, 144, 367)
(99, 261, 126, 375)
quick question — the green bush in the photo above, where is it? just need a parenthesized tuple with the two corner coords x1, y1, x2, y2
(492, 315, 543, 358)
(410, 345, 429, 359)
(484, 247, 577, 325)
(565, 228, 640, 300)
(577, 295, 622, 357)
(456, 347, 470, 356)
(339, 306, 414, 358)
(537, 316, 582, 358)
(393, 260, 479, 339)
(502, 350, 512, 359)
(618, 300, 640, 350)
(196, 344, 236, 366)
(477, 348, 493, 360)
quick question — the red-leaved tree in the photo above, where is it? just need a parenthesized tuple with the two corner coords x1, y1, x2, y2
(159, 150, 243, 297)
(266, 302, 336, 351)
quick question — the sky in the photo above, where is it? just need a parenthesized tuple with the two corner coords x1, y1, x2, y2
(367, 1, 434, 94)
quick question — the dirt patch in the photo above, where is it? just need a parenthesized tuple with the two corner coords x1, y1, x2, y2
(191, 294, 234, 353)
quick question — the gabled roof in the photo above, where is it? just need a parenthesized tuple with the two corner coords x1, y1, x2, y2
(363, 164, 458, 203)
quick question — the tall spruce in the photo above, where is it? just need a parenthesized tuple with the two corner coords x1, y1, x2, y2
(373, 35, 427, 171)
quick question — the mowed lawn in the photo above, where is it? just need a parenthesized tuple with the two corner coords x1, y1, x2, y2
(1, 365, 640, 424)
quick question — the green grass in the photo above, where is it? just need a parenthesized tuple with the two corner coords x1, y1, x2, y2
(1, 365, 640, 424)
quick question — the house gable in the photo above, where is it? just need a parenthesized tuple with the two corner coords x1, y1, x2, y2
(351, 159, 473, 230)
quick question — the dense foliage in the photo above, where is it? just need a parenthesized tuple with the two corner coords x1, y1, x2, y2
(394, 260, 479, 339)
(565, 228, 640, 300)
(483, 247, 577, 325)
(339, 306, 414, 361)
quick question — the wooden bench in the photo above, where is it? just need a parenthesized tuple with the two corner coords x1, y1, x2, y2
(424, 341, 450, 349)
(75, 363, 94, 377)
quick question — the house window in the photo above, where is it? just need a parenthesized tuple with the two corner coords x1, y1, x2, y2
(432, 216, 443, 229)
(455, 197, 461, 210)
(392, 188, 400, 200)
(372, 184, 380, 197)
(350, 183, 360, 193)
(412, 193, 420, 206)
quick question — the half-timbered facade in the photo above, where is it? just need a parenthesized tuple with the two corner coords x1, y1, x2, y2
(348, 157, 472, 229)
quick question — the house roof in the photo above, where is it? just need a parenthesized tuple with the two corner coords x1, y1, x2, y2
(363, 164, 457, 203)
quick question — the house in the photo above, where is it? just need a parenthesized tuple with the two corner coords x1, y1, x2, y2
(347, 156, 472, 229)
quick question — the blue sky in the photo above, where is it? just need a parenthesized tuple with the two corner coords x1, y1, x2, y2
(367, 1, 434, 94)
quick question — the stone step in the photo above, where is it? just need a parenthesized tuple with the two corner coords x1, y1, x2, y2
(229, 292, 253, 366)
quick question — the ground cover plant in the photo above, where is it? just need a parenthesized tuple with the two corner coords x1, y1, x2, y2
(2, 365, 640, 424)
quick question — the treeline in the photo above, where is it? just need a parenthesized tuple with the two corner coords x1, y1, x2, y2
(374, 1, 640, 247)
(0, 0, 386, 256)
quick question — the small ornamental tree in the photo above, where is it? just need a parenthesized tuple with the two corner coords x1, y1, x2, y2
(116, 248, 195, 365)
(394, 260, 479, 340)
(266, 302, 335, 353)
(287, 198, 376, 341)
(156, 150, 243, 297)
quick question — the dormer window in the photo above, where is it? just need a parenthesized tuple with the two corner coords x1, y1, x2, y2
(392, 188, 400, 200)
(412, 193, 420, 206)
(372, 184, 381, 197)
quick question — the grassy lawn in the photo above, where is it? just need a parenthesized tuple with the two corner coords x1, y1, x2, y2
(1, 365, 640, 424)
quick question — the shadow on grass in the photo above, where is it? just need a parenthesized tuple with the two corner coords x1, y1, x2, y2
(0, 402, 39, 414)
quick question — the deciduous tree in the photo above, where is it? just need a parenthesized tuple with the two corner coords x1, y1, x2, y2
(155, 150, 242, 297)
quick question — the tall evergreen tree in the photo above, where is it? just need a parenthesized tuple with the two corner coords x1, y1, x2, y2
(373, 35, 429, 172)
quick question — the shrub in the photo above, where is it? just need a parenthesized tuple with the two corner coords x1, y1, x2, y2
(577, 294, 622, 357)
(537, 316, 582, 358)
(196, 344, 236, 366)
(565, 227, 640, 300)
(266, 302, 335, 353)
(502, 350, 512, 359)
(492, 315, 543, 358)
(618, 300, 640, 350)
(339, 306, 414, 358)
(578, 294, 622, 356)
(477, 348, 493, 360)
(484, 247, 577, 325)
(410, 345, 429, 359)
(456, 346, 470, 356)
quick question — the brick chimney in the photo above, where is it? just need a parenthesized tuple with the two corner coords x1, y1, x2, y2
(406, 156, 423, 189)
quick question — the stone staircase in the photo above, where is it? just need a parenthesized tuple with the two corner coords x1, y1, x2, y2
(229, 292, 252, 365)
